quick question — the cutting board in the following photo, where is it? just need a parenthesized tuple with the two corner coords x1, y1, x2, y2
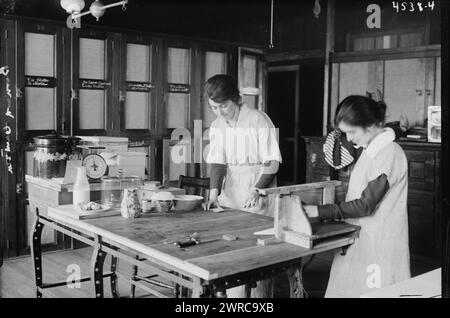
(48, 204, 121, 220)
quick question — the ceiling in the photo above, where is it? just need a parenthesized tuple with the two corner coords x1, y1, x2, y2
(1, 0, 314, 44)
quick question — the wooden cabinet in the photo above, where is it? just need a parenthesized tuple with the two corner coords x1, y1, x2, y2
(330, 53, 441, 129)
(0, 16, 262, 257)
(305, 136, 441, 260)
(402, 142, 441, 258)
(384, 58, 437, 126)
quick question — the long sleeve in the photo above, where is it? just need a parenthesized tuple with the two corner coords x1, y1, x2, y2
(254, 160, 279, 189)
(318, 173, 390, 220)
(209, 163, 227, 190)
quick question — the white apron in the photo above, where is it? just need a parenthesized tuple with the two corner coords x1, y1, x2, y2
(325, 132, 410, 298)
(218, 164, 277, 298)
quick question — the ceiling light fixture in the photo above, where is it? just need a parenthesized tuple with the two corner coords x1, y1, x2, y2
(60, 0, 128, 22)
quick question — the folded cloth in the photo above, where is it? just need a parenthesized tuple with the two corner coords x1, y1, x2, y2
(323, 129, 355, 170)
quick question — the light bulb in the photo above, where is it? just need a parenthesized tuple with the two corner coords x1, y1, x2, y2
(313, 0, 321, 19)
(90, 0, 105, 21)
(60, 0, 85, 13)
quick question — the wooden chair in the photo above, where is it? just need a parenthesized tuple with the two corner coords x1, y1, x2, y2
(178, 175, 210, 199)
(130, 175, 210, 298)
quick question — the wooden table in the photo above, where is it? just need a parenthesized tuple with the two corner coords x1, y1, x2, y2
(30, 205, 359, 298)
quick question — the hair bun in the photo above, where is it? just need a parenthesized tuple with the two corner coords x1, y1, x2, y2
(376, 100, 387, 119)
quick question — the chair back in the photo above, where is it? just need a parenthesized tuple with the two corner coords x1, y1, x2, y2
(178, 175, 210, 199)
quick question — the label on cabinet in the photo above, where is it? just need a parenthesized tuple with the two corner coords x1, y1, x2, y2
(168, 83, 190, 94)
(126, 81, 154, 92)
(79, 79, 111, 90)
(25, 76, 56, 88)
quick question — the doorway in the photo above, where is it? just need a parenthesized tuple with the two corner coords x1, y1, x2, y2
(267, 66, 303, 186)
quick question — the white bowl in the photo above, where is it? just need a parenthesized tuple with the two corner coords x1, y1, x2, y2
(173, 195, 204, 211)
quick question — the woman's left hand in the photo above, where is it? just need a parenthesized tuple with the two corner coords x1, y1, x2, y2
(243, 189, 260, 209)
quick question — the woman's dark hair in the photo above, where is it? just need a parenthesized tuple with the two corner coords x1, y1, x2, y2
(204, 74, 241, 104)
(335, 95, 387, 128)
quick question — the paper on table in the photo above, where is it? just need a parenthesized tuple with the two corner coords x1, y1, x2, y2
(202, 202, 225, 213)
(211, 207, 224, 213)
(63, 160, 82, 184)
(253, 228, 275, 235)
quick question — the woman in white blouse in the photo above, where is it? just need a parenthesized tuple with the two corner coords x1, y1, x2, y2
(204, 74, 282, 297)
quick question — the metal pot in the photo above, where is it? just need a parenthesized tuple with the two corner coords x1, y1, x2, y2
(33, 134, 68, 179)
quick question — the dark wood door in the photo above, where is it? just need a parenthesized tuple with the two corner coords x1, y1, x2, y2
(267, 67, 300, 186)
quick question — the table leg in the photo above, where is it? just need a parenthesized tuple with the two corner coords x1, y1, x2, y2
(90, 236, 106, 298)
(30, 208, 43, 298)
(130, 255, 139, 298)
(287, 262, 304, 298)
(110, 255, 120, 298)
(191, 277, 204, 298)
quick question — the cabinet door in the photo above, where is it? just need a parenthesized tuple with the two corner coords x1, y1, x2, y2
(72, 30, 118, 135)
(403, 149, 435, 191)
(119, 34, 160, 137)
(165, 43, 193, 129)
(408, 192, 439, 257)
(16, 23, 66, 140)
(384, 58, 426, 126)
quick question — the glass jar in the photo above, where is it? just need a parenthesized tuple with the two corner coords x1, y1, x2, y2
(101, 177, 122, 208)
(121, 176, 143, 190)
(33, 134, 68, 179)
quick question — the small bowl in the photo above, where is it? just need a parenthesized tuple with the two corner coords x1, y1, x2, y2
(173, 195, 204, 212)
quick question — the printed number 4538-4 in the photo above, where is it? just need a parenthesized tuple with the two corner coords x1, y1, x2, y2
(392, 1, 435, 13)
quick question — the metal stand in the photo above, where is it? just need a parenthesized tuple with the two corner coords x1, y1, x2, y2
(30, 208, 44, 298)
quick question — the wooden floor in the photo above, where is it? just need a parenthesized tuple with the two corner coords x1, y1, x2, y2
(0, 247, 440, 298)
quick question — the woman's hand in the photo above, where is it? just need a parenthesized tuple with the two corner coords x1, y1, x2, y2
(205, 188, 220, 210)
(243, 189, 260, 209)
(303, 205, 319, 218)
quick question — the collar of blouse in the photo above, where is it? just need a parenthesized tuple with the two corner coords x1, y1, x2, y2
(364, 127, 396, 159)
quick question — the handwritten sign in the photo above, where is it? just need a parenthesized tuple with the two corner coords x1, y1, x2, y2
(25, 76, 57, 88)
(168, 83, 190, 94)
(126, 81, 154, 92)
(1, 65, 14, 175)
(79, 79, 111, 90)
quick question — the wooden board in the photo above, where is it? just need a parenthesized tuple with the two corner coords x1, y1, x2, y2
(48, 204, 121, 220)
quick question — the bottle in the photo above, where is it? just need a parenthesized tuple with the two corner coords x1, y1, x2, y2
(73, 166, 90, 208)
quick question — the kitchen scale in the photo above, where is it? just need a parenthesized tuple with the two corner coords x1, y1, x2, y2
(78, 146, 108, 182)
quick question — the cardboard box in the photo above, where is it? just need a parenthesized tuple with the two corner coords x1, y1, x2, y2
(108, 166, 146, 179)
(116, 152, 147, 167)
(77, 136, 129, 153)
(427, 106, 441, 143)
